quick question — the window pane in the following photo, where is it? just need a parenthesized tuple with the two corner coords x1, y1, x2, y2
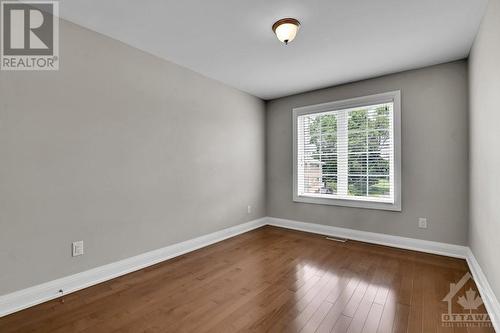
(348, 176, 367, 197)
(368, 176, 390, 197)
(368, 152, 390, 175)
(321, 114, 337, 154)
(307, 114, 337, 154)
(322, 175, 337, 195)
(348, 131, 367, 153)
(308, 134, 321, 154)
(348, 153, 367, 174)
(321, 137, 337, 154)
(368, 130, 390, 152)
(303, 161, 323, 194)
(320, 114, 337, 133)
(367, 106, 390, 130)
(348, 109, 367, 130)
(295, 97, 396, 208)
(321, 154, 337, 174)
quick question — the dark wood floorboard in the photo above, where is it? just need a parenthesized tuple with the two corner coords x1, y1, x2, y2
(0, 226, 495, 332)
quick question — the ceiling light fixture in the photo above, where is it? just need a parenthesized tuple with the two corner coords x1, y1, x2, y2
(272, 18, 300, 45)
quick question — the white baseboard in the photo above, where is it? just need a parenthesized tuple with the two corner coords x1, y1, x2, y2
(465, 248, 500, 332)
(266, 217, 499, 331)
(1, 215, 498, 332)
(266, 217, 468, 258)
(0, 218, 267, 317)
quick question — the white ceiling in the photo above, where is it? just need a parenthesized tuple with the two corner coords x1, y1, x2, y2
(59, 0, 488, 100)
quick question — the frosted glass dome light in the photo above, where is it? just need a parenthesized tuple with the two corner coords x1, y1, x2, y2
(272, 18, 300, 45)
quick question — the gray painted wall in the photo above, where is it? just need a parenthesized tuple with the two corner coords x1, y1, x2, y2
(0, 20, 266, 295)
(469, 0, 500, 300)
(266, 61, 469, 245)
(0, 15, 479, 298)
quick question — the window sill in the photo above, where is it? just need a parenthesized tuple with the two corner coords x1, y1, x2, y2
(293, 194, 401, 211)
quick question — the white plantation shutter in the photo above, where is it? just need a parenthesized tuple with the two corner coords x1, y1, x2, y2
(293, 91, 401, 211)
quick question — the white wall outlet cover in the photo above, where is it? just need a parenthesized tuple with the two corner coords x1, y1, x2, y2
(72, 241, 84, 257)
(247, 205, 252, 214)
(418, 218, 428, 229)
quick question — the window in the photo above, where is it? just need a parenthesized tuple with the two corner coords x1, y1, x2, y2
(293, 91, 401, 211)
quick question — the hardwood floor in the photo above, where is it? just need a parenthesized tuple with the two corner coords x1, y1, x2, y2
(0, 226, 494, 333)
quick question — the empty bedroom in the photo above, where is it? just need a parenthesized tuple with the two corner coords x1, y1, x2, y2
(0, 0, 499, 332)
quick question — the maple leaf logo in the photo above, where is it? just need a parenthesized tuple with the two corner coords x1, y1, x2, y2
(457, 288, 483, 313)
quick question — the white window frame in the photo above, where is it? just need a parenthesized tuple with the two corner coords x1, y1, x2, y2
(292, 91, 401, 211)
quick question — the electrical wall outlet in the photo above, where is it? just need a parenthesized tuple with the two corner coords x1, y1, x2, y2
(72, 241, 84, 257)
(247, 205, 252, 214)
(418, 218, 428, 229)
